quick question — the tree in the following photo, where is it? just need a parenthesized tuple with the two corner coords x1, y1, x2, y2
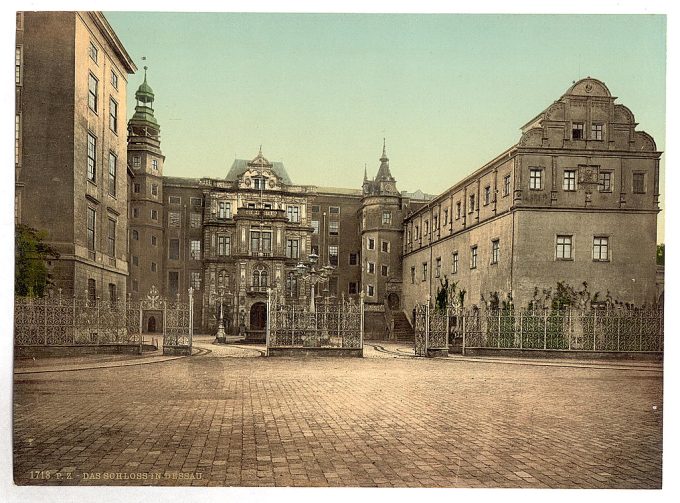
(657, 244, 665, 266)
(15, 224, 60, 297)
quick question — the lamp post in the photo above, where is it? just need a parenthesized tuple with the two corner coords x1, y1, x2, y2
(215, 286, 226, 343)
(294, 252, 334, 313)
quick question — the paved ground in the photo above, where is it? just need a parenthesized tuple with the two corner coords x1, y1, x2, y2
(13, 341, 663, 488)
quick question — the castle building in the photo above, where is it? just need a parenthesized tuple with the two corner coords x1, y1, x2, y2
(15, 11, 136, 300)
(401, 77, 661, 315)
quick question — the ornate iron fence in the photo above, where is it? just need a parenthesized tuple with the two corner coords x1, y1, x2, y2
(463, 306, 663, 353)
(14, 287, 194, 351)
(267, 294, 364, 350)
(414, 304, 451, 357)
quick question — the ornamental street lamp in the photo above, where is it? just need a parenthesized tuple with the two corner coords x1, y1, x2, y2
(215, 285, 227, 343)
(294, 252, 334, 313)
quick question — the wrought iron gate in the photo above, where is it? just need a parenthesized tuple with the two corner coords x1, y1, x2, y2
(414, 303, 449, 357)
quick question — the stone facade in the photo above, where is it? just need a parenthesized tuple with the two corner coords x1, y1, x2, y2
(16, 12, 136, 300)
(402, 77, 661, 316)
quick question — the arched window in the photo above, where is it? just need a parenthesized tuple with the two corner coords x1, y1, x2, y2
(252, 265, 268, 290)
(286, 271, 298, 297)
(218, 269, 228, 287)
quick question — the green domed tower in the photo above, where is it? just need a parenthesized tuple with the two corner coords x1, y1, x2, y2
(127, 68, 166, 300)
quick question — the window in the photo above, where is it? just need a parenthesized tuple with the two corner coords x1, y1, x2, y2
(190, 213, 201, 228)
(311, 220, 319, 234)
(311, 205, 320, 213)
(151, 235, 157, 246)
(452, 252, 459, 274)
(152, 159, 158, 171)
(593, 237, 609, 261)
(422, 262, 428, 281)
(190, 240, 201, 260)
(108, 153, 117, 196)
(151, 184, 158, 197)
(381, 241, 390, 253)
(247, 203, 256, 209)
(456, 202, 461, 219)
(132, 156, 141, 168)
(218, 201, 231, 219)
(109, 98, 118, 132)
(529, 168, 543, 190)
(329, 206, 340, 214)
(169, 195, 181, 205)
(433, 215, 439, 230)
(470, 246, 478, 269)
(435, 257, 441, 278)
(151, 209, 158, 221)
(87, 279, 96, 302)
(190, 272, 201, 291)
(484, 186, 491, 206)
(414, 225, 419, 239)
(15, 114, 21, 164)
(329, 245, 339, 266)
(556, 235, 573, 260)
(132, 279, 138, 292)
(381, 265, 389, 277)
(348, 282, 358, 295)
(218, 235, 230, 256)
(108, 283, 117, 303)
(168, 272, 179, 297)
(367, 285, 375, 297)
(89, 41, 98, 63)
(132, 208, 139, 218)
(382, 211, 392, 225)
(468, 194, 475, 213)
(503, 175, 511, 196)
(287, 205, 300, 223)
(133, 183, 140, 193)
(367, 238, 375, 250)
(410, 266, 416, 284)
(329, 221, 339, 235)
(633, 173, 646, 194)
(367, 262, 375, 274)
(598, 171, 612, 192)
(572, 122, 584, 140)
(424, 220, 429, 235)
(591, 123, 604, 140)
(169, 212, 180, 227)
(285, 272, 299, 297)
(151, 262, 157, 273)
(15, 46, 22, 85)
(252, 266, 269, 289)
(132, 229, 138, 241)
(88, 73, 98, 112)
(443, 208, 449, 226)
(87, 133, 96, 181)
(491, 239, 499, 264)
(349, 252, 358, 265)
(132, 255, 139, 266)
(111, 70, 118, 89)
(563, 170, 577, 191)
(87, 208, 96, 257)
(253, 177, 266, 190)
(169, 239, 180, 260)
(107, 218, 116, 257)
(250, 231, 272, 254)
(286, 239, 299, 259)
(311, 245, 319, 255)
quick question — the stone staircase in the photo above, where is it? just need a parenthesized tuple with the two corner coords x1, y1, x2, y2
(392, 311, 415, 342)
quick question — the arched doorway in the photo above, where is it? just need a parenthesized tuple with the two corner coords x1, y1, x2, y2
(387, 293, 400, 310)
(147, 316, 157, 333)
(250, 302, 267, 331)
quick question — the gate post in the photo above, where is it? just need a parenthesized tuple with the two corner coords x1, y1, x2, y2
(461, 310, 466, 356)
(360, 291, 365, 350)
(266, 288, 271, 356)
(189, 287, 194, 351)
(425, 295, 431, 356)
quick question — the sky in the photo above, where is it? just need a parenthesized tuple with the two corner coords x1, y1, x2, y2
(105, 12, 666, 241)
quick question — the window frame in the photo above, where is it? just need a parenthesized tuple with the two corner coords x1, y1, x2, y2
(108, 152, 117, 196)
(563, 169, 577, 192)
(632, 172, 646, 194)
(470, 246, 478, 269)
(452, 252, 459, 274)
(286, 239, 300, 259)
(88, 73, 98, 113)
(109, 97, 118, 133)
(556, 235, 573, 261)
(87, 133, 97, 182)
(382, 210, 392, 225)
(190, 240, 201, 260)
(572, 122, 584, 140)
(107, 218, 116, 257)
(491, 239, 499, 265)
(591, 123, 604, 141)
(598, 171, 612, 193)
(529, 168, 543, 190)
(329, 245, 339, 266)
(87, 207, 96, 256)
(503, 174, 511, 197)
(592, 236, 610, 262)
(89, 41, 98, 63)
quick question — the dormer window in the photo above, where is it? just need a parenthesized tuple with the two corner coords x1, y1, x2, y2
(253, 177, 266, 190)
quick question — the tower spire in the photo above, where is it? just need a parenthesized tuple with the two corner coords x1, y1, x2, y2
(363, 163, 368, 181)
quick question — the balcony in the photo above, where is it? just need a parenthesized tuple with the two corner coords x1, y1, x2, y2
(248, 285, 269, 295)
(235, 207, 287, 221)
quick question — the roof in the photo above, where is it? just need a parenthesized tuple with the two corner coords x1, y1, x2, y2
(225, 159, 293, 185)
(316, 186, 363, 196)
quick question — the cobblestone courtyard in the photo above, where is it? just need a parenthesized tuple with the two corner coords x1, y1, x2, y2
(13, 343, 663, 488)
